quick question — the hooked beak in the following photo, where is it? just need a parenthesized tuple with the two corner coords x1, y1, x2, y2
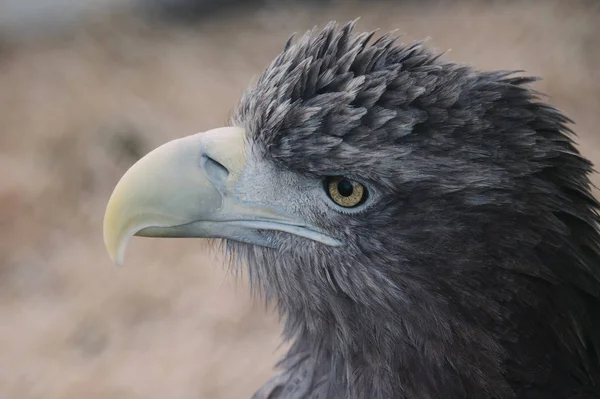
(103, 126, 340, 267)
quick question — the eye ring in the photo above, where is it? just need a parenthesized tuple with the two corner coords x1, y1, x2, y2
(326, 176, 367, 208)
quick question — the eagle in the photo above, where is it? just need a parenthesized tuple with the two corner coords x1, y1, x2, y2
(102, 21, 600, 399)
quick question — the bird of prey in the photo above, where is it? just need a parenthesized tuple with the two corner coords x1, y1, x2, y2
(103, 20, 600, 399)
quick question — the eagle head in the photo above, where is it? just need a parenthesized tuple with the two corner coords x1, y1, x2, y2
(103, 21, 600, 398)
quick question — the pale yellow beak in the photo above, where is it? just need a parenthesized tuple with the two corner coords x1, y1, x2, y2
(103, 126, 340, 267)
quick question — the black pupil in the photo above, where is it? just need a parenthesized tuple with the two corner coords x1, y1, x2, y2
(337, 179, 354, 197)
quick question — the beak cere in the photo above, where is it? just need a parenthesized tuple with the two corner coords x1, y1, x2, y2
(103, 126, 341, 267)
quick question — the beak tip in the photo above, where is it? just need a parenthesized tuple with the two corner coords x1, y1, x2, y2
(108, 249, 125, 268)
(103, 221, 128, 268)
(104, 231, 129, 268)
(104, 241, 124, 268)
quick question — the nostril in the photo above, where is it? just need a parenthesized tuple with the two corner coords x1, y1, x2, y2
(201, 154, 229, 190)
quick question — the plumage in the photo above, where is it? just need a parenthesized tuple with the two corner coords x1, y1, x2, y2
(232, 21, 600, 399)
(103, 20, 600, 399)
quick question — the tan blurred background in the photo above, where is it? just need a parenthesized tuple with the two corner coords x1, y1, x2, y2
(0, 0, 598, 398)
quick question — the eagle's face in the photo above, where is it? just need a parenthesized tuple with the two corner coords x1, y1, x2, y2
(103, 21, 593, 335)
(102, 23, 444, 316)
(102, 120, 405, 314)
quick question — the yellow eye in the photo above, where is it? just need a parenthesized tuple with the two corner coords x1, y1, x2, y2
(327, 177, 366, 208)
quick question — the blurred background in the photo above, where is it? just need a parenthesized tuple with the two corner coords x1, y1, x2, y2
(0, 0, 598, 398)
